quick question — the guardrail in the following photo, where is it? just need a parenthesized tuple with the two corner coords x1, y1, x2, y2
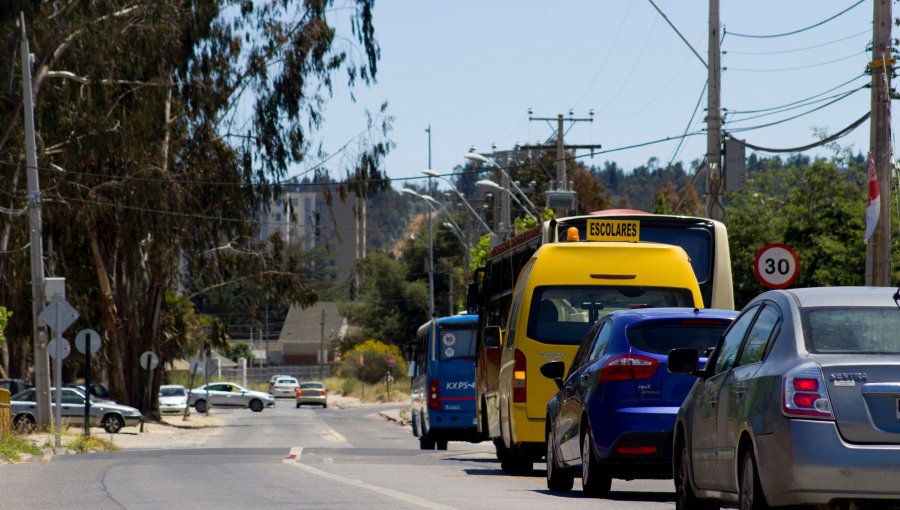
(0, 388, 10, 437)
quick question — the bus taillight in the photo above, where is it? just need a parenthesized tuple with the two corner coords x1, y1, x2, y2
(513, 349, 527, 403)
(428, 378, 441, 410)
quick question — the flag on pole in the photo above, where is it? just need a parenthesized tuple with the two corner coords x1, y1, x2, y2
(865, 152, 880, 243)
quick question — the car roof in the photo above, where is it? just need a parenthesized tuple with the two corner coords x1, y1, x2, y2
(775, 286, 899, 309)
(160, 384, 185, 389)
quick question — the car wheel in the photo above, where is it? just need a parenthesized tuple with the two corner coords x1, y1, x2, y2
(436, 440, 448, 451)
(295, 402, 301, 409)
(322, 403, 327, 409)
(581, 428, 611, 497)
(546, 430, 574, 492)
(419, 432, 435, 450)
(195, 400, 208, 414)
(249, 399, 264, 412)
(102, 414, 124, 434)
(740, 448, 768, 510)
(675, 436, 718, 510)
(13, 414, 35, 434)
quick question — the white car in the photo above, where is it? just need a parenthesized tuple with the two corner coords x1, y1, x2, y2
(189, 382, 275, 413)
(158, 384, 189, 414)
(270, 377, 299, 398)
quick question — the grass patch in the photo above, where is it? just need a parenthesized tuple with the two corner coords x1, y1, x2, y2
(0, 434, 43, 462)
(67, 434, 119, 453)
(325, 376, 409, 403)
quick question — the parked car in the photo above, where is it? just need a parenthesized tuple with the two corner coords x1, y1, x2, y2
(11, 387, 142, 433)
(268, 374, 291, 392)
(271, 377, 300, 398)
(189, 382, 275, 413)
(541, 307, 737, 495)
(64, 384, 116, 404)
(158, 384, 189, 414)
(295, 381, 328, 408)
(670, 287, 900, 510)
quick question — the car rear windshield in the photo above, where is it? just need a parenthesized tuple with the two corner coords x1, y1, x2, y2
(803, 307, 900, 354)
(527, 285, 696, 345)
(300, 383, 323, 389)
(277, 379, 296, 384)
(438, 326, 477, 360)
(160, 387, 185, 397)
(626, 321, 732, 355)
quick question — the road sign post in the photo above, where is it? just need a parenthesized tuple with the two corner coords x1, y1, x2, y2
(75, 329, 101, 436)
(754, 243, 800, 290)
(39, 298, 79, 448)
(139, 351, 159, 432)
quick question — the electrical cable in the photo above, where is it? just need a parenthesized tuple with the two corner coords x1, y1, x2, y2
(725, 73, 867, 115)
(725, 112, 870, 153)
(725, 85, 867, 125)
(726, 1, 865, 39)
(725, 28, 869, 55)
(574, 0, 637, 108)
(667, 81, 707, 168)
(726, 50, 866, 73)
(724, 91, 865, 134)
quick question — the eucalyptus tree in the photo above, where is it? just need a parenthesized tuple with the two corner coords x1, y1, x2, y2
(0, 0, 384, 405)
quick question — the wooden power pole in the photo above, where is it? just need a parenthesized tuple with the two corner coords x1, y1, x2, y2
(865, 0, 893, 286)
(706, 0, 724, 220)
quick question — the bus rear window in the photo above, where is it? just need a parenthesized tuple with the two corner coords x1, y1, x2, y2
(526, 285, 696, 345)
(438, 327, 477, 360)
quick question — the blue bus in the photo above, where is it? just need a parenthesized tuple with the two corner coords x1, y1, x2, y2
(410, 314, 484, 450)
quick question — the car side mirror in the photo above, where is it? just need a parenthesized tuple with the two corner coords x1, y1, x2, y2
(668, 348, 701, 376)
(540, 360, 566, 391)
(483, 326, 503, 349)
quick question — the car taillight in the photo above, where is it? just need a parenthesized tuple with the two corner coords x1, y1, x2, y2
(320, 390, 327, 397)
(782, 366, 833, 420)
(513, 349, 526, 403)
(428, 378, 441, 410)
(598, 354, 659, 382)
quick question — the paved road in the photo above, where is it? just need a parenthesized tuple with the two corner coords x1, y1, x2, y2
(0, 400, 676, 510)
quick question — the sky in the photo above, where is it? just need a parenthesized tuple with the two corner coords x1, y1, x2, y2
(295, 0, 882, 192)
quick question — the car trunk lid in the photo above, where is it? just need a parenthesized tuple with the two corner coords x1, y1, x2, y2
(818, 358, 900, 444)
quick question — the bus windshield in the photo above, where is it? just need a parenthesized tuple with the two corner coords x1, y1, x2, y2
(438, 326, 477, 360)
(526, 285, 696, 345)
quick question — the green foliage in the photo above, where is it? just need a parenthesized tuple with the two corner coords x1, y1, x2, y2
(469, 233, 493, 272)
(725, 156, 870, 307)
(0, 306, 9, 348)
(219, 342, 254, 364)
(340, 340, 407, 384)
(67, 434, 119, 454)
(0, 434, 42, 462)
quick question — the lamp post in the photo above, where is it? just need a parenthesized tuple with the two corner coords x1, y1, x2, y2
(476, 179, 539, 222)
(465, 153, 541, 218)
(421, 169, 494, 236)
(401, 188, 434, 318)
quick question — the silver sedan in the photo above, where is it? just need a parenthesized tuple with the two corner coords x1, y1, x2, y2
(11, 387, 142, 433)
(670, 287, 900, 509)
(189, 382, 275, 413)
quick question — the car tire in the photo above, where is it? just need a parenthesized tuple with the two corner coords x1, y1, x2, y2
(675, 436, 718, 510)
(296, 403, 301, 408)
(546, 430, 574, 492)
(322, 403, 327, 409)
(581, 428, 611, 497)
(195, 400, 208, 414)
(249, 399, 264, 412)
(740, 448, 768, 510)
(420, 432, 435, 450)
(102, 414, 124, 434)
(13, 414, 35, 434)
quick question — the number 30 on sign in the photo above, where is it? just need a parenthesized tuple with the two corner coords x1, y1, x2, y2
(754, 243, 799, 289)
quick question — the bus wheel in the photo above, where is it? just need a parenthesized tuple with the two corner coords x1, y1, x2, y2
(419, 433, 435, 450)
(493, 438, 508, 462)
(501, 443, 534, 475)
(436, 440, 448, 450)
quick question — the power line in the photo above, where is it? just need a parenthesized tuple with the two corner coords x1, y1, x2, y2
(726, 0, 865, 39)
(725, 28, 869, 56)
(725, 91, 865, 134)
(574, 0, 637, 108)
(725, 85, 867, 125)
(726, 51, 866, 73)
(726, 112, 870, 153)
(725, 73, 866, 115)
(647, 0, 707, 68)
(667, 81, 707, 168)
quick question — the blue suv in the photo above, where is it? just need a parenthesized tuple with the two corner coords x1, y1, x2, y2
(541, 307, 737, 495)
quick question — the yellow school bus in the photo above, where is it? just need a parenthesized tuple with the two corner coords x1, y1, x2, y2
(485, 240, 703, 473)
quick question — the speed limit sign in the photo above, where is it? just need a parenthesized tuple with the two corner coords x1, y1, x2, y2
(754, 243, 799, 289)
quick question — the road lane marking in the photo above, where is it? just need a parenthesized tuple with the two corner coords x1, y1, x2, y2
(285, 459, 458, 510)
(283, 447, 303, 463)
(326, 427, 347, 443)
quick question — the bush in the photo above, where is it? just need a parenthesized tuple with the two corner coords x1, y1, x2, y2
(339, 339, 408, 384)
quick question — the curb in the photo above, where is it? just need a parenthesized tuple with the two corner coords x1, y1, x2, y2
(377, 410, 410, 427)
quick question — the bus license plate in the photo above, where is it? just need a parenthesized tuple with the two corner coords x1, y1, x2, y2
(586, 219, 640, 242)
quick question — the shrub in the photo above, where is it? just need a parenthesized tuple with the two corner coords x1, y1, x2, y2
(340, 339, 408, 384)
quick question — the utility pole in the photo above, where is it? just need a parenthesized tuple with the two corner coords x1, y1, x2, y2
(524, 111, 600, 215)
(706, 0, 724, 220)
(425, 126, 434, 318)
(20, 13, 51, 428)
(319, 309, 325, 378)
(866, 0, 893, 286)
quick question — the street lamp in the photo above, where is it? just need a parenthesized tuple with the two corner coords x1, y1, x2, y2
(421, 169, 494, 236)
(401, 188, 434, 317)
(464, 153, 541, 218)
(476, 179, 539, 222)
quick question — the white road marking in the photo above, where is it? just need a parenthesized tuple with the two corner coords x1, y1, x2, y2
(326, 427, 347, 443)
(286, 460, 458, 510)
